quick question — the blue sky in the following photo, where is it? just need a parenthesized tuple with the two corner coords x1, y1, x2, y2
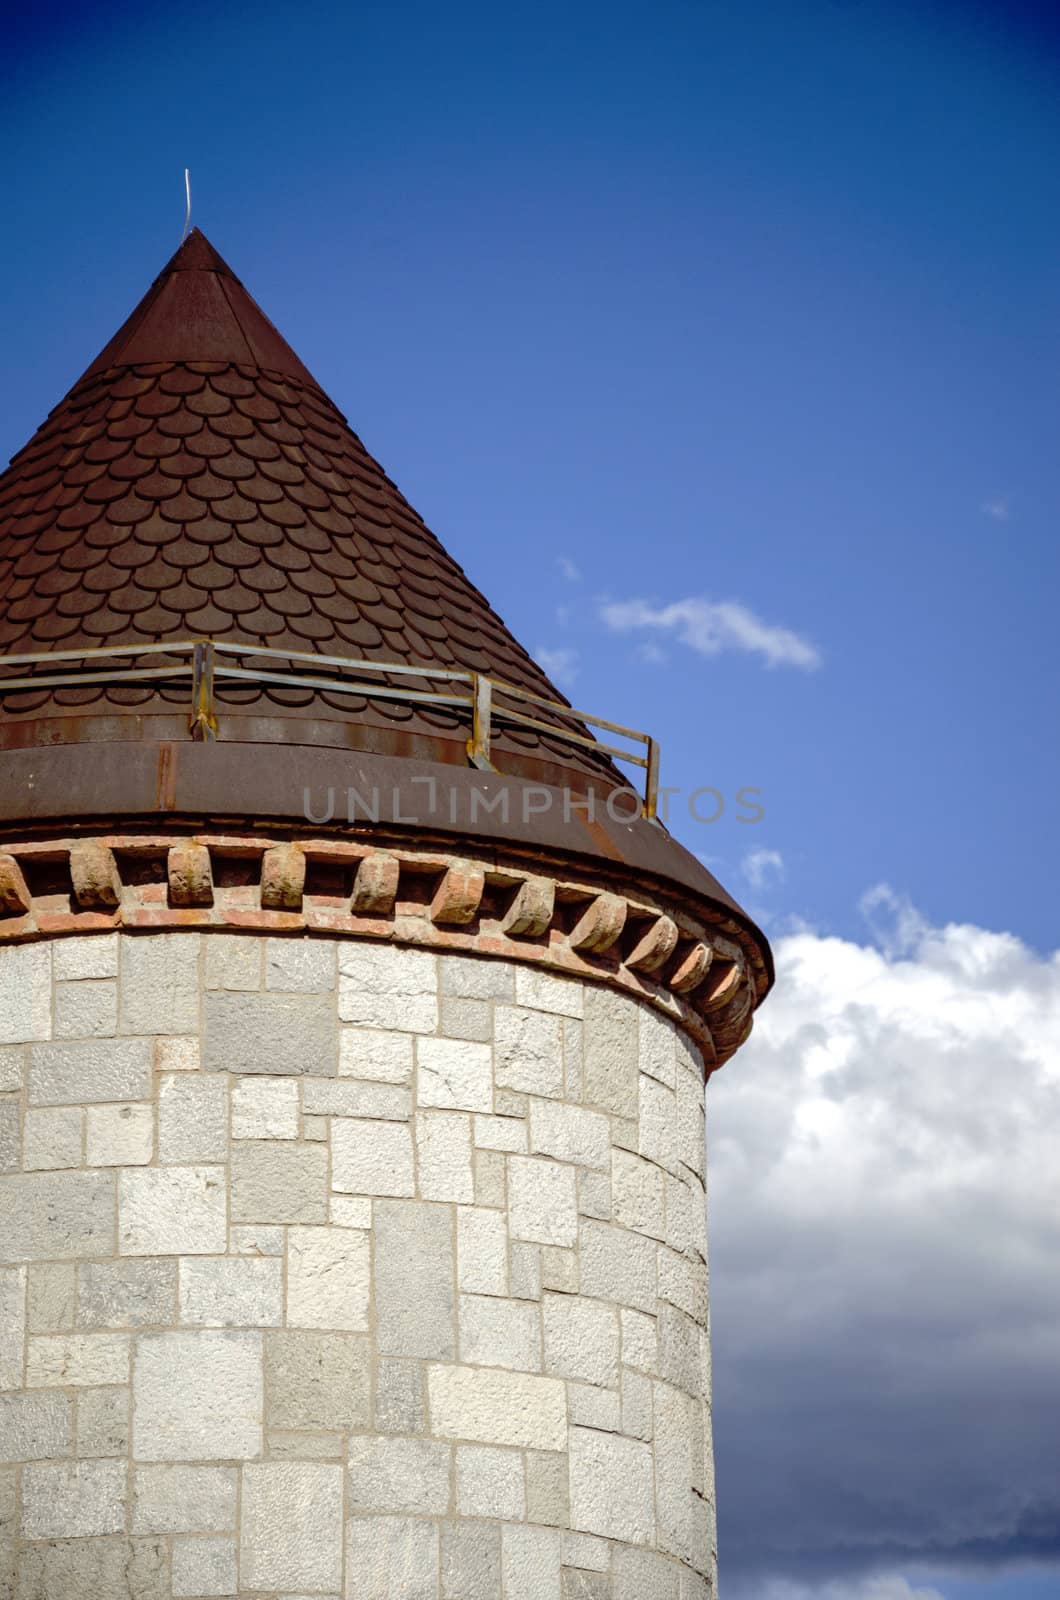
(3, 2, 1058, 1594)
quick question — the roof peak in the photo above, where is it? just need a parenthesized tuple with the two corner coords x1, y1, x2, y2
(77, 227, 318, 389)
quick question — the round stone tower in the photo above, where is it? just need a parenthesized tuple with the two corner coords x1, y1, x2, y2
(0, 231, 771, 1600)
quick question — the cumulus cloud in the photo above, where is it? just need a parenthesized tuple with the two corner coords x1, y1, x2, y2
(709, 894, 1060, 1594)
(557, 556, 582, 582)
(600, 596, 821, 670)
(534, 646, 579, 688)
(743, 847, 786, 891)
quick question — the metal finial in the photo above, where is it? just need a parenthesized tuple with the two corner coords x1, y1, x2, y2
(181, 169, 192, 244)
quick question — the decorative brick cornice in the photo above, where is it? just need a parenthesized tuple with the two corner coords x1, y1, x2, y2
(0, 831, 763, 1070)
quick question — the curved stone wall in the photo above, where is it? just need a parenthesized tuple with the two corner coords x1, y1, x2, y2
(0, 932, 715, 1599)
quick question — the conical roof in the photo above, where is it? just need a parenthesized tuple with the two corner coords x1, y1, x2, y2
(0, 229, 602, 778)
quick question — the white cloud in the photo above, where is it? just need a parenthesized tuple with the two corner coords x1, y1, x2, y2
(557, 556, 581, 582)
(636, 641, 668, 666)
(743, 847, 785, 890)
(600, 595, 821, 670)
(711, 893, 1060, 1590)
(744, 1578, 946, 1600)
(981, 497, 1010, 521)
(534, 646, 579, 688)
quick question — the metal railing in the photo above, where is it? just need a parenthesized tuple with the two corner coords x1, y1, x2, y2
(0, 639, 661, 818)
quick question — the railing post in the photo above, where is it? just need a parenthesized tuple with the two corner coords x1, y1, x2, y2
(466, 674, 496, 771)
(189, 641, 218, 742)
(643, 737, 660, 819)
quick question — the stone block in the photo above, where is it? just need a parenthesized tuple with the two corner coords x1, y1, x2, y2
(620, 1309, 658, 1374)
(172, 1535, 236, 1597)
(0, 944, 50, 1044)
(375, 1358, 424, 1435)
(22, 1106, 82, 1171)
(119, 934, 200, 1035)
(29, 1038, 152, 1105)
(638, 1076, 678, 1172)
(332, 1118, 414, 1197)
(510, 1242, 541, 1301)
(119, 1167, 227, 1255)
(347, 1436, 451, 1515)
(77, 1386, 129, 1457)
(638, 1009, 678, 1089)
(562, 1532, 611, 1573)
(613, 1545, 680, 1600)
(132, 1465, 238, 1529)
(264, 1331, 370, 1432)
(582, 988, 639, 1119)
(0, 1103, 17, 1177)
(515, 967, 584, 1018)
(653, 1382, 699, 1565)
(265, 937, 336, 992)
(346, 1515, 439, 1600)
(374, 1200, 454, 1359)
(439, 995, 492, 1041)
(658, 1248, 708, 1323)
(622, 1368, 653, 1441)
(13, 1534, 168, 1599)
(133, 1330, 262, 1462)
(0, 1047, 22, 1092)
(204, 934, 262, 991)
(563, 1566, 612, 1598)
(541, 1245, 579, 1294)
(178, 1257, 283, 1328)
(428, 1365, 565, 1449)
(658, 1304, 702, 1399)
(26, 1333, 129, 1387)
(338, 943, 438, 1034)
(338, 1026, 414, 1083)
(473, 1113, 526, 1152)
(503, 1524, 562, 1600)
(509, 1156, 578, 1247)
(473, 1148, 506, 1208)
(154, 1036, 200, 1072)
(543, 1293, 619, 1387)
(526, 1449, 570, 1528)
(166, 844, 214, 911)
(86, 1103, 153, 1166)
(439, 954, 515, 1000)
(0, 1171, 114, 1262)
(21, 1460, 126, 1540)
(54, 979, 117, 1039)
(579, 1221, 657, 1313)
(564, 1018, 584, 1101)
(330, 1196, 372, 1229)
(441, 1519, 501, 1600)
(455, 1444, 525, 1519)
(303, 1077, 410, 1119)
(567, 1381, 619, 1434)
(0, 1391, 71, 1462)
(456, 1206, 508, 1295)
(53, 933, 118, 981)
(417, 1037, 493, 1112)
(241, 1462, 344, 1592)
(416, 1111, 473, 1202)
(27, 1261, 74, 1333)
(158, 1075, 227, 1163)
(569, 1427, 655, 1544)
(204, 991, 336, 1075)
(287, 1224, 370, 1331)
(529, 1101, 611, 1172)
(78, 1260, 177, 1330)
(494, 1006, 564, 1097)
(459, 1294, 540, 1371)
(231, 1076, 300, 1139)
(230, 1141, 327, 1223)
(612, 1148, 666, 1242)
(260, 843, 306, 910)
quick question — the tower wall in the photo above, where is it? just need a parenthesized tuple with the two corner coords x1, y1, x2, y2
(0, 929, 716, 1599)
